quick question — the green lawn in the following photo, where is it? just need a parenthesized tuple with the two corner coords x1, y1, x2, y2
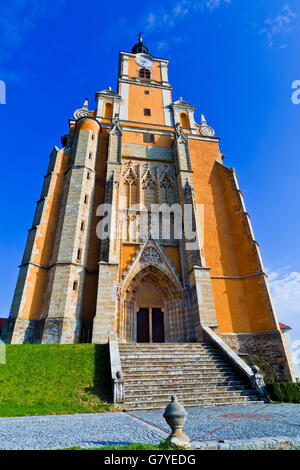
(0, 344, 113, 417)
(67, 441, 180, 450)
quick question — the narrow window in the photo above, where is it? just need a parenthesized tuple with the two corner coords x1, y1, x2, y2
(144, 108, 151, 116)
(73, 281, 78, 291)
(77, 248, 81, 261)
(89, 152, 92, 159)
(139, 68, 151, 81)
(143, 133, 155, 143)
(91, 133, 95, 140)
(80, 221, 85, 231)
(84, 194, 88, 204)
(180, 112, 190, 129)
(104, 102, 113, 119)
(87, 171, 91, 179)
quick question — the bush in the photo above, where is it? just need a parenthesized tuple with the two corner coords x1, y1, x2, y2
(246, 353, 278, 383)
(266, 382, 300, 403)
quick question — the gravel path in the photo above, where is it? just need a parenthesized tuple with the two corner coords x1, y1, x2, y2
(0, 403, 299, 450)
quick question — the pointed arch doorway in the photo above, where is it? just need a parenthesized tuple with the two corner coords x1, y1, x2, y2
(120, 238, 185, 343)
(136, 280, 165, 343)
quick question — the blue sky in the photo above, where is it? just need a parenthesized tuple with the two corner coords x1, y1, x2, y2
(0, 1, 299, 351)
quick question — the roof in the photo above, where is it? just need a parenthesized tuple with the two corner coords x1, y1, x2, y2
(279, 322, 291, 330)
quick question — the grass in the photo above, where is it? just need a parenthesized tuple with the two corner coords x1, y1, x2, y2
(0, 344, 113, 417)
(67, 441, 182, 450)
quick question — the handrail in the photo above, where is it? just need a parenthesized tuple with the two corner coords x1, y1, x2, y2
(108, 332, 124, 404)
(202, 326, 269, 401)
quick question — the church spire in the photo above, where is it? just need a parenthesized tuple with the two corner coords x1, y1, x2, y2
(132, 33, 149, 54)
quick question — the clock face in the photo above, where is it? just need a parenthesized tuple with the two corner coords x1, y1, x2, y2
(135, 55, 154, 68)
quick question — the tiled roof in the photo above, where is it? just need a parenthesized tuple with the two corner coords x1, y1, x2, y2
(279, 322, 291, 330)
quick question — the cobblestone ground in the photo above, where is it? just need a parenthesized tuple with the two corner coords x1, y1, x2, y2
(0, 404, 299, 450)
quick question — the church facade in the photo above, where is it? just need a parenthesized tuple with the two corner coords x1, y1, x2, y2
(2, 37, 294, 381)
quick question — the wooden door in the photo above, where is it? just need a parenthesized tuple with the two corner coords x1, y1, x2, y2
(152, 308, 164, 343)
(137, 308, 150, 343)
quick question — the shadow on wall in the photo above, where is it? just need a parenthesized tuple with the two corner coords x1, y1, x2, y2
(84, 343, 112, 403)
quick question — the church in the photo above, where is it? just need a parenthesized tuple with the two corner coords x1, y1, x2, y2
(2, 36, 295, 383)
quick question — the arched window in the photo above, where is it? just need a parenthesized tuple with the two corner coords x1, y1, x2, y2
(104, 102, 113, 119)
(139, 68, 151, 82)
(180, 113, 190, 129)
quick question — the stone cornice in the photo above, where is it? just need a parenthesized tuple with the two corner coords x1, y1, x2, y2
(119, 50, 169, 64)
(118, 77, 172, 91)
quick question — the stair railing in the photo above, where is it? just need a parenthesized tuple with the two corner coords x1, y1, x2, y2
(108, 332, 125, 404)
(202, 326, 268, 401)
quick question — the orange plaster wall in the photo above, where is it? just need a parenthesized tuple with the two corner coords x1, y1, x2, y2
(122, 130, 173, 148)
(24, 150, 69, 320)
(217, 164, 277, 332)
(32, 153, 69, 268)
(77, 118, 100, 134)
(21, 266, 48, 320)
(188, 139, 276, 333)
(128, 84, 165, 125)
(121, 244, 138, 276)
(128, 57, 162, 82)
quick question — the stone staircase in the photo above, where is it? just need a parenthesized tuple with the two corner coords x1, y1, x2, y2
(119, 343, 263, 410)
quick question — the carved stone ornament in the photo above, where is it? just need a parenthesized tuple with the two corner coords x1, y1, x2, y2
(123, 161, 137, 184)
(199, 126, 215, 137)
(73, 98, 91, 120)
(140, 246, 163, 265)
(199, 114, 215, 137)
(160, 166, 173, 188)
(142, 164, 156, 190)
(175, 123, 187, 144)
(110, 113, 123, 136)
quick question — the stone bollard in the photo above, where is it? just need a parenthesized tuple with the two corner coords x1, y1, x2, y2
(163, 395, 191, 449)
(250, 365, 269, 401)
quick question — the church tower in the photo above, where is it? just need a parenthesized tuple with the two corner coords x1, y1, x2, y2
(3, 36, 295, 381)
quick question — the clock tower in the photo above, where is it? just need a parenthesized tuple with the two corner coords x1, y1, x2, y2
(117, 36, 173, 127)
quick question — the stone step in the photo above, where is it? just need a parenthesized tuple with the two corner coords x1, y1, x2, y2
(118, 342, 261, 410)
(125, 386, 253, 397)
(120, 352, 224, 357)
(125, 383, 251, 392)
(123, 396, 262, 411)
(122, 365, 234, 374)
(119, 345, 216, 352)
(119, 346, 216, 352)
(119, 345, 216, 350)
(122, 371, 242, 380)
(124, 377, 246, 386)
(121, 354, 226, 359)
(121, 359, 229, 367)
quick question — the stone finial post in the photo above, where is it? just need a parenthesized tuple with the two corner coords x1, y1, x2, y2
(163, 395, 191, 449)
(251, 365, 269, 401)
(112, 370, 125, 404)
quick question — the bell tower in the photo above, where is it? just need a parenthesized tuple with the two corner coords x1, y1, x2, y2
(118, 35, 173, 127)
